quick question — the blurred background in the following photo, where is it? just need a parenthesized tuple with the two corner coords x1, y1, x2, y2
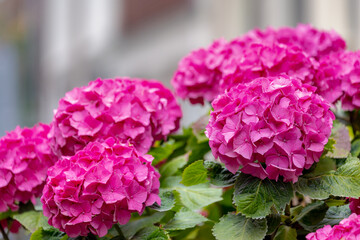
(1, 0, 360, 135)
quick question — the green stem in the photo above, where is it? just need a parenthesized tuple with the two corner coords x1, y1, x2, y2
(0, 224, 9, 240)
(114, 224, 126, 240)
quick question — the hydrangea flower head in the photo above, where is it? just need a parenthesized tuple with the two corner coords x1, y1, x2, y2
(306, 213, 360, 240)
(0, 123, 58, 212)
(316, 50, 360, 109)
(350, 198, 360, 215)
(171, 38, 231, 104)
(41, 138, 161, 237)
(205, 75, 334, 182)
(0, 220, 21, 234)
(222, 41, 318, 90)
(240, 23, 346, 59)
(50, 78, 182, 156)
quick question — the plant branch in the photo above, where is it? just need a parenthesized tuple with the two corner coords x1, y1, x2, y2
(0, 224, 9, 240)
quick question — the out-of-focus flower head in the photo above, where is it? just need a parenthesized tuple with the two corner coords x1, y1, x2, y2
(0, 123, 57, 212)
(316, 50, 360, 109)
(349, 198, 360, 215)
(306, 213, 360, 240)
(0, 220, 21, 233)
(206, 75, 334, 182)
(171, 38, 231, 104)
(240, 23, 346, 59)
(50, 78, 182, 156)
(41, 138, 161, 237)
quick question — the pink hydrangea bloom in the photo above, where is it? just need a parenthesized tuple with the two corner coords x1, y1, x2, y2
(350, 198, 360, 215)
(41, 138, 161, 237)
(306, 213, 360, 240)
(316, 50, 360, 109)
(0, 123, 58, 212)
(222, 41, 318, 90)
(0, 220, 21, 233)
(171, 38, 231, 104)
(205, 76, 334, 182)
(50, 78, 182, 156)
(239, 23, 346, 59)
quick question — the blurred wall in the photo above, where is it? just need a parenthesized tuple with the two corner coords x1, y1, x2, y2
(0, 0, 360, 134)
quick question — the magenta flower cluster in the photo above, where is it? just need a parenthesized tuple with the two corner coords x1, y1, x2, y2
(316, 50, 360, 109)
(171, 39, 230, 104)
(222, 41, 318, 90)
(205, 76, 334, 182)
(239, 23, 346, 59)
(171, 24, 346, 105)
(0, 123, 57, 212)
(306, 213, 360, 240)
(50, 78, 182, 156)
(41, 138, 160, 237)
(350, 198, 360, 215)
(0, 220, 21, 234)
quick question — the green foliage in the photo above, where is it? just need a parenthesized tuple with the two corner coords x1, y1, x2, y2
(311, 205, 351, 231)
(14, 210, 50, 233)
(159, 155, 188, 178)
(324, 138, 336, 153)
(30, 227, 67, 240)
(212, 213, 267, 240)
(131, 226, 170, 240)
(273, 225, 297, 240)
(149, 139, 186, 166)
(307, 157, 336, 177)
(162, 176, 223, 210)
(164, 209, 208, 231)
(292, 202, 328, 230)
(266, 214, 281, 235)
(295, 156, 360, 199)
(0, 209, 15, 221)
(150, 190, 176, 212)
(204, 161, 238, 187)
(120, 212, 166, 240)
(233, 173, 293, 218)
(181, 160, 208, 186)
(351, 138, 360, 157)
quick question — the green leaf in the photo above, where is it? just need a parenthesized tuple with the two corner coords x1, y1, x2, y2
(185, 133, 211, 165)
(0, 209, 15, 221)
(295, 156, 360, 199)
(163, 176, 223, 210)
(312, 205, 351, 231)
(212, 213, 267, 240)
(324, 138, 336, 153)
(351, 138, 360, 157)
(131, 226, 170, 240)
(326, 121, 351, 158)
(149, 139, 185, 165)
(273, 225, 297, 240)
(204, 161, 238, 187)
(266, 214, 281, 235)
(120, 212, 166, 240)
(159, 154, 188, 178)
(292, 202, 327, 226)
(233, 173, 293, 218)
(164, 209, 208, 231)
(30, 227, 67, 240)
(307, 157, 336, 177)
(175, 185, 223, 210)
(181, 160, 208, 186)
(150, 190, 176, 212)
(14, 210, 50, 233)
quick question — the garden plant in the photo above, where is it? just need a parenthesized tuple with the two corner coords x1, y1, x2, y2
(1, 24, 360, 240)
